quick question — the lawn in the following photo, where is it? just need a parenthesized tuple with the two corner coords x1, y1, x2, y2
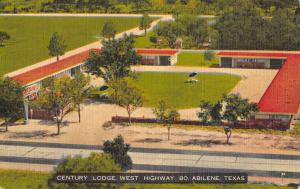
(0, 16, 142, 76)
(0, 170, 49, 189)
(177, 52, 219, 67)
(134, 31, 164, 49)
(128, 72, 241, 109)
(290, 123, 300, 136)
(0, 170, 292, 189)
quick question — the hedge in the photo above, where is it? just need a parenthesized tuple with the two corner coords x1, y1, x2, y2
(111, 116, 291, 131)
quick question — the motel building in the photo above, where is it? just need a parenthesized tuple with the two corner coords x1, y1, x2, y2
(217, 51, 300, 128)
(136, 49, 179, 66)
(217, 52, 287, 69)
(10, 48, 179, 122)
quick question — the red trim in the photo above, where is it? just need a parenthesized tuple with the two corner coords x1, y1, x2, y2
(137, 49, 178, 56)
(217, 51, 289, 59)
(11, 49, 99, 85)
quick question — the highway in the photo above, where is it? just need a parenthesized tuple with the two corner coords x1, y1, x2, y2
(0, 140, 299, 179)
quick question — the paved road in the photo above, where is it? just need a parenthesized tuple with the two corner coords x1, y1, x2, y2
(0, 140, 299, 179)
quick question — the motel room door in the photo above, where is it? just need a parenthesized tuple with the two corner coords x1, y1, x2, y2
(236, 61, 265, 69)
(159, 56, 171, 65)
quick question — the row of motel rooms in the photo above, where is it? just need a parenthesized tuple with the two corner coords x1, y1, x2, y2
(10, 49, 300, 128)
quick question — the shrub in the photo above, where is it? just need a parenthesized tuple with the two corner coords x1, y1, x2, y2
(149, 36, 158, 44)
(204, 51, 215, 61)
(48, 153, 121, 189)
(103, 135, 133, 171)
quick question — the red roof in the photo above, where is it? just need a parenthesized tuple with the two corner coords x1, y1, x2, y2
(258, 54, 300, 114)
(217, 51, 300, 114)
(11, 48, 178, 85)
(217, 51, 289, 59)
(136, 49, 178, 56)
(11, 49, 97, 85)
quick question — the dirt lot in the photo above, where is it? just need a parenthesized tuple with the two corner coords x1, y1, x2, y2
(0, 103, 299, 155)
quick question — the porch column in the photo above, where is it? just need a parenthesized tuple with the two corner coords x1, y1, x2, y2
(24, 100, 29, 125)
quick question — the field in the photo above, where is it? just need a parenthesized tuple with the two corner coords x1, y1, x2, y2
(128, 72, 241, 109)
(0, 16, 142, 76)
(177, 52, 219, 67)
(0, 170, 292, 189)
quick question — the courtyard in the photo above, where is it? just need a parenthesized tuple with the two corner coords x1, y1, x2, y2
(125, 72, 241, 108)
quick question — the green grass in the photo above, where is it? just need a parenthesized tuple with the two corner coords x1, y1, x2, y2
(0, 170, 292, 189)
(0, 16, 142, 76)
(289, 124, 300, 136)
(134, 34, 220, 68)
(134, 31, 163, 49)
(128, 72, 241, 109)
(177, 52, 219, 67)
(0, 170, 49, 189)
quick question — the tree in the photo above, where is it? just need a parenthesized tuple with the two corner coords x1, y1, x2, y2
(36, 77, 74, 135)
(176, 14, 209, 47)
(87, 0, 103, 11)
(268, 9, 298, 50)
(139, 14, 152, 35)
(153, 100, 180, 140)
(153, 100, 167, 124)
(255, 0, 299, 11)
(210, 101, 223, 123)
(214, 6, 269, 50)
(0, 32, 10, 46)
(110, 80, 143, 125)
(197, 101, 213, 124)
(165, 108, 180, 140)
(155, 14, 209, 48)
(48, 153, 121, 189)
(0, 78, 24, 132)
(102, 22, 117, 40)
(224, 126, 232, 144)
(155, 21, 180, 48)
(70, 73, 90, 123)
(204, 51, 215, 61)
(197, 100, 223, 124)
(103, 135, 132, 171)
(130, 0, 150, 11)
(48, 32, 67, 62)
(86, 34, 141, 82)
(221, 93, 259, 124)
(99, 0, 116, 13)
(294, 8, 300, 49)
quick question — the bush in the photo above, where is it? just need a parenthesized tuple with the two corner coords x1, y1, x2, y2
(103, 135, 133, 171)
(149, 36, 158, 44)
(48, 153, 121, 189)
(204, 51, 215, 61)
